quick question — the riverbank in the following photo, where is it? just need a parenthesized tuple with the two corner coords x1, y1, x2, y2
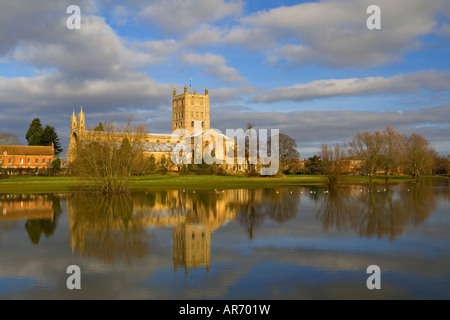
(0, 174, 446, 194)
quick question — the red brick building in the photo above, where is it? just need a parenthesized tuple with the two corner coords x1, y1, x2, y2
(0, 145, 55, 169)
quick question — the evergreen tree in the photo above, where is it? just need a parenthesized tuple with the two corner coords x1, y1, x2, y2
(41, 125, 63, 156)
(25, 118, 44, 146)
(25, 119, 63, 156)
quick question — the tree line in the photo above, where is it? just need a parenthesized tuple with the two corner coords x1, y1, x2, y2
(304, 126, 449, 188)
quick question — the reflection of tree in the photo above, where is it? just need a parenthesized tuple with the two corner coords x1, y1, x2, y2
(67, 193, 149, 265)
(20, 194, 61, 245)
(235, 189, 300, 238)
(316, 182, 437, 241)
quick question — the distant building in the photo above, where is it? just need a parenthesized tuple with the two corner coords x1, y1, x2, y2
(341, 157, 363, 174)
(0, 145, 55, 169)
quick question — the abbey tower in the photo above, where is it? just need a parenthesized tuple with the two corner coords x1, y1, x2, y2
(172, 86, 210, 135)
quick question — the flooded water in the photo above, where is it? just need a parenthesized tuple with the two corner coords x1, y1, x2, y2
(0, 179, 449, 300)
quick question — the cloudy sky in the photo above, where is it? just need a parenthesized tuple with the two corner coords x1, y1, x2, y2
(0, 0, 449, 159)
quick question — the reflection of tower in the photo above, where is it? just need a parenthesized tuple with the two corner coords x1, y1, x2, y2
(67, 107, 85, 162)
(172, 224, 210, 275)
(172, 86, 210, 135)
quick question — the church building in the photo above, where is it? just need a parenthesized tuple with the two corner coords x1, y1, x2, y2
(67, 86, 238, 171)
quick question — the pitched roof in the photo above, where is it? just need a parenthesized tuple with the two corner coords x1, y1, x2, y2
(0, 145, 54, 156)
(185, 129, 232, 140)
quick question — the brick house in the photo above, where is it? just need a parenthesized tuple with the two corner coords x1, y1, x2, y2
(0, 145, 55, 169)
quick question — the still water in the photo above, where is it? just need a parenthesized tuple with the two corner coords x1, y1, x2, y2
(0, 180, 449, 299)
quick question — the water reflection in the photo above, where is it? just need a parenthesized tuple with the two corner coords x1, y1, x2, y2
(1, 180, 445, 271)
(0, 194, 61, 244)
(67, 193, 150, 265)
(231, 189, 301, 238)
(315, 181, 438, 241)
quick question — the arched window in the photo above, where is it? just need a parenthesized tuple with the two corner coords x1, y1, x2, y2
(191, 121, 194, 128)
(202, 121, 204, 128)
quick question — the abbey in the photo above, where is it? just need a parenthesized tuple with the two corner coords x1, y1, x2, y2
(67, 86, 241, 171)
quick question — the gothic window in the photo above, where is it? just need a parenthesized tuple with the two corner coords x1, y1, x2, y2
(35, 159, 38, 164)
(43, 159, 46, 164)
(191, 121, 194, 128)
(8, 158, 12, 164)
(27, 159, 31, 164)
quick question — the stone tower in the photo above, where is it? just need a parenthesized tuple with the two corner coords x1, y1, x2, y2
(172, 86, 210, 135)
(67, 107, 85, 162)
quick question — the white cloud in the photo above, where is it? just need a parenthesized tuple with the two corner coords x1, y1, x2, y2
(179, 52, 246, 84)
(183, 25, 225, 47)
(140, 0, 243, 35)
(229, 0, 450, 67)
(111, 5, 129, 26)
(252, 70, 450, 103)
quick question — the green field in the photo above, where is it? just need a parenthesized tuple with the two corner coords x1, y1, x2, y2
(0, 174, 444, 194)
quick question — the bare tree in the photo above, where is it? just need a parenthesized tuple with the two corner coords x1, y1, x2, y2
(380, 126, 406, 183)
(349, 130, 384, 184)
(278, 133, 300, 172)
(70, 119, 149, 194)
(320, 143, 347, 190)
(405, 133, 436, 179)
(0, 131, 20, 145)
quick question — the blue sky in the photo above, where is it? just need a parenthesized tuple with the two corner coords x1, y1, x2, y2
(0, 0, 449, 159)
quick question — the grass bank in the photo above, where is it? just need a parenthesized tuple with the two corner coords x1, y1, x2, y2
(0, 174, 445, 194)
